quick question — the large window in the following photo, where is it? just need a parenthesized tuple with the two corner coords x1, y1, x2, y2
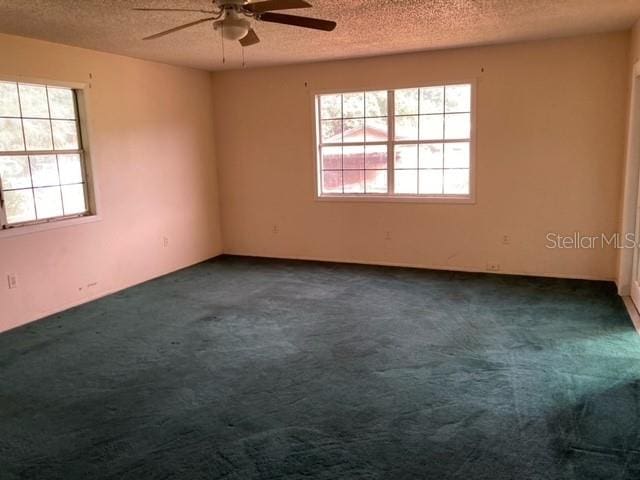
(0, 81, 90, 229)
(315, 83, 474, 200)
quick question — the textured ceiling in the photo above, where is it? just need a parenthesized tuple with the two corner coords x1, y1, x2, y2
(0, 0, 639, 71)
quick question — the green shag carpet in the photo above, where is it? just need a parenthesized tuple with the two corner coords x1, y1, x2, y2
(1, 256, 639, 479)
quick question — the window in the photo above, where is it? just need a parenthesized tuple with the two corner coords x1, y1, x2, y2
(0, 80, 91, 229)
(315, 83, 474, 200)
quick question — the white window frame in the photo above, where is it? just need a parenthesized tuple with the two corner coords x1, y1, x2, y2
(312, 80, 477, 204)
(0, 75, 99, 238)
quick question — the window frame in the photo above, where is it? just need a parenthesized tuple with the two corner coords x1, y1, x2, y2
(0, 75, 99, 237)
(312, 79, 477, 204)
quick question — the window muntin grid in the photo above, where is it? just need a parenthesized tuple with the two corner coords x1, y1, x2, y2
(0, 81, 89, 228)
(316, 83, 473, 198)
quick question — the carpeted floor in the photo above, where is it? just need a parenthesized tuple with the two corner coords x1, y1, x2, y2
(1, 255, 640, 479)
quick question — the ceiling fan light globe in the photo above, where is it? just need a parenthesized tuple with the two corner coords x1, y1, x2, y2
(221, 16, 250, 41)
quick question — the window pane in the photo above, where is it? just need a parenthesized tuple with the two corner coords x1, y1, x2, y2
(394, 169, 418, 194)
(0, 118, 25, 151)
(1, 83, 86, 223)
(443, 169, 470, 194)
(395, 115, 418, 140)
(365, 117, 387, 142)
(4, 189, 36, 224)
(445, 84, 471, 113)
(30, 155, 59, 187)
(47, 87, 76, 119)
(23, 119, 53, 150)
(365, 91, 387, 117)
(58, 154, 83, 184)
(420, 86, 444, 114)
(444, 113, 471, 140)
(343, 145, 364, 169)
(394, 144, 418, 169)
(365, 144, 387, 169)
(0, 156, 31, 189)
(18, 84, 49, 118)
(444, 142, 470, 168)
(52, 120, 79, 150)
(322, 170, 342, 193)
(419, 144, 444, 169)
(321, 119, 342, 143)
(395, 88, 419, 115)
(343, 92, 364, 118)
(0, 82, 20, 117)
(419, 169, 444, 194)
(320, 94, 341, 119)
(34, 186, 63, 219)
(343, 170, 364, 193)
(419, 115, 444, 140)
(316, 85, 472, 198)
(366, 170, 387, 193)
(62, 184, 87, 215)
(321, 146, 341, 170)
(343, 118, 364, 143)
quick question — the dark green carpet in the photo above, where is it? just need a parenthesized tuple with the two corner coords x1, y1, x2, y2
(1, 255, 640, 479)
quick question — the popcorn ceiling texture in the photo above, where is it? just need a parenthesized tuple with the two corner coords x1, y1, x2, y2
(0, 0, 638, 71)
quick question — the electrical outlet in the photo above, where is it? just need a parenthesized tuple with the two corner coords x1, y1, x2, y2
(163, 236, 169, 248)
(385, 231, 392, 241)
(272, 225, 279, 234)
(7, 274, 17, 289)
(502, 235, 511, 245)
(487, 262, 501, 272)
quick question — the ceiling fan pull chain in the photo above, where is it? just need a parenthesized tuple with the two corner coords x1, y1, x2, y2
(221, 23, 226, 64)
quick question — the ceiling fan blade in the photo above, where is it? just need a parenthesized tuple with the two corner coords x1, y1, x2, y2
(143, 17, 217, 40)
(244, 0, 311, 14)
(258, 12, 336, 31)
(133, 8, 217, 13)
(239, 28, 261, 47)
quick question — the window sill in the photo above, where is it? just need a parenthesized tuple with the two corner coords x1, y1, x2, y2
(0, 214, 101, 239)
(316, 194, 475, 204)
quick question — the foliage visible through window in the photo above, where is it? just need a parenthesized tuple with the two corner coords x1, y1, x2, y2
(0, 81, 89, 227)
(316, 84, 473, 198)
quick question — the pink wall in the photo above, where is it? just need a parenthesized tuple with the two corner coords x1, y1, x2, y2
(0, 29, 633, 333)
(212, 32, 629, 281)
(631, 19, 640, 64)
(0, 34, 222, 332)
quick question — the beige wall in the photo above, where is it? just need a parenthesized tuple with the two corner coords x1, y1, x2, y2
(0, 34, 222, 332)
(631, 19, 640, 64)
(0, 29, 632, 332)
(212, 32, 629, 281)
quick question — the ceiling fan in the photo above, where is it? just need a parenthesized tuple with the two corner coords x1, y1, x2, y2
(134, 0, 337, 46)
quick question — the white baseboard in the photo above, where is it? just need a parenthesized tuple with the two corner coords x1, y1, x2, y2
(223, 251, 615, 283)
(622, 297, 640, 335)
